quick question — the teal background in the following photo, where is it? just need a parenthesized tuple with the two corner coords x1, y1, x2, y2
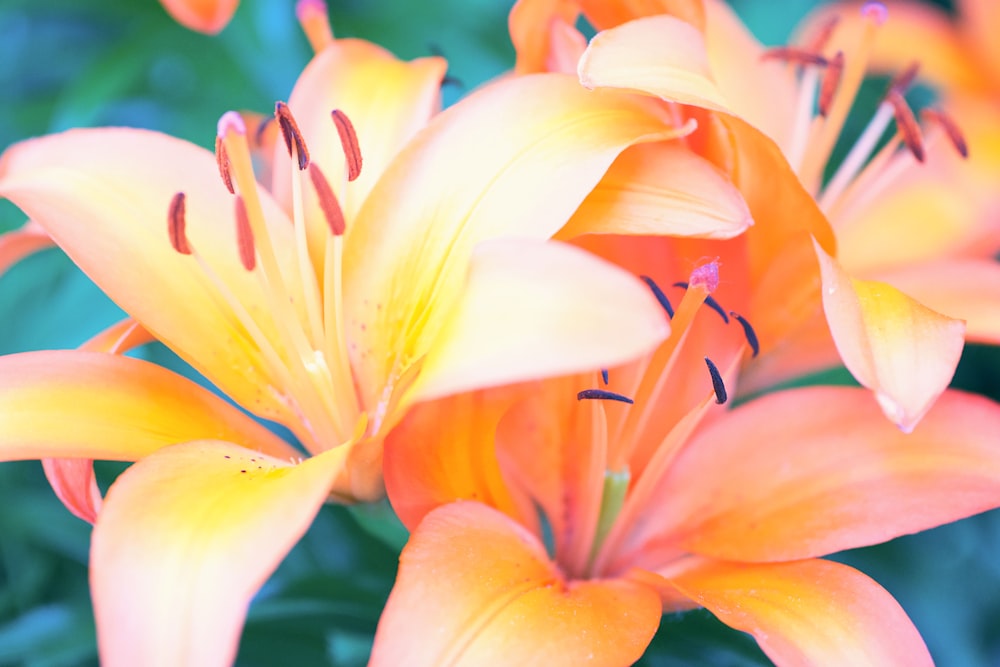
(2, 0, 998, 665)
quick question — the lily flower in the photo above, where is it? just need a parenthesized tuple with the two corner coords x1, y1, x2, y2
(374, 258, 1000, 666)
(0, 2, 758, 663)
(157, 0, 239, 33)
(510, 0, 977, 431)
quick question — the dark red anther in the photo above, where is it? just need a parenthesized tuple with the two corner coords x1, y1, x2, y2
(640, 275, 674, 318)
(730, 312, 760, 358)
(887, 91, 926, 162)
(760, 46, 829, 68)
(331, 109, 363, 181)
(805, 14, 840, 52)
(215, 136, 234, 194)
(275, 101, 310, 170)
(234, 196, 256, 271)
(818, 51, 844, 118)
(889, 62, 921, 96)
(577, 389, 634, 404)
(167, 192, 192, 255)
(704, 357, 727, 405)
(308, 163, 346, 236)
(921, 108, 969, 159)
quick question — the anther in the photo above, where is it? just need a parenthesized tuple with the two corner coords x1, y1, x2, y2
(331, 110, 363, 181)
(577, 389, 634, 404)
(275, 102, 310, 170)
(308, 163, 346, 235)
(730, 312, 760, 357)
(760, 46, 828, 68)
(886, 91, 926, 162)
(672, 281, 729, 323)
(888, 62, 920, 96)
(640, 275, 674, 318)
(818, 51, 844, 118)
(601, 369, 610, 385)
(234, 196, 256, 271)
(805, 14, 840, 52)
(921, 108, 969, 158)
(704, 357, 727, 405)
(214, 136, 234, 194)
(167, 192, 192, 255)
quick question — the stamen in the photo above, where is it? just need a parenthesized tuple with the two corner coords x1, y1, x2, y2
(214, 136, 234, 194)
(886, 91, 925, 162)
(921, 108, 969, 158)
(730, 312, 760, 357)
(760, 46, 828, 67)
(275, 102, 310, 170)
(601, 369, 610, 385)
(861, 1, 889, 26)
(578, 389, 634, 404)
(234, 196, 257, 271)
(889, 61, 920, 96)
(818, 51, 844, 117)
(308, 163, 346, 235)
(704, 357, 727, 405)
(296, 0, 334, 53)
(805, 14, 840, 52)
(254, 116, 276, 149)
(672, 282, 728, 323)
(167, 192, 191, 255)
(331, 110, 363, 181)
(689, 262, 720, 292)
(639, 275, 674, 318)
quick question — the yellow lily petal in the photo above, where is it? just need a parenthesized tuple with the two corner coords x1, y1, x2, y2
(577, 15, 732, 113)
(557, 141, 752, 239)
(371, 501, 660, 667)
(407, 239, 669, 403)
(158, 0, 238, 34)
(92, 441, 347, 667)
(276, 39, 447, 226)
(878, 259, 1000, 345)
(669, 559, 932, 666)
(343, 73, 680, 407)
(0, 128, 301, 422)
(814, 240, 965, 431)
(0, 351, 296, 462)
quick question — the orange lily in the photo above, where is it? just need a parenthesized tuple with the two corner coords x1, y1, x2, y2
(375, 256, 1000, 665)
(510, 0, 978, 431)
(0, 3, 758, 664)
(157, 0, 239, 33)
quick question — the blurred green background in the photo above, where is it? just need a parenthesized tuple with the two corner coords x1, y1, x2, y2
(1, 0, 998, 665)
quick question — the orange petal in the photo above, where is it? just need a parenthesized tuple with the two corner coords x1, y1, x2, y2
(370, 501, 661, 667)
(278, 39, 447, 230)
(158, 0, 239, 34)
(815, 241, 965, 431)
(797, 1, 984, 93)
(509, 0, 581, 74)
(578, 0, 706, 32)
(0, 127, 301, 423)
(0, 220, 53, 277)
(668, 559, 932, 666)
(343, 74, 681, 412)
(556, 141, 753, 239)
(384, 386, 525, 530)
(0, 350, 297, 462)
(406, 239, 669, 403)
(578, 15, 732, 113)
(92, 441, 347, 666)
(41, 458, 101, 524)
(877, 259, 1000, 345)
(958, 0, 1000, 84)
(621, 386, 1000, 566)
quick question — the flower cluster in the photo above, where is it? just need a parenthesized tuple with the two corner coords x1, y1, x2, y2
(1, 0, 999, 665)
